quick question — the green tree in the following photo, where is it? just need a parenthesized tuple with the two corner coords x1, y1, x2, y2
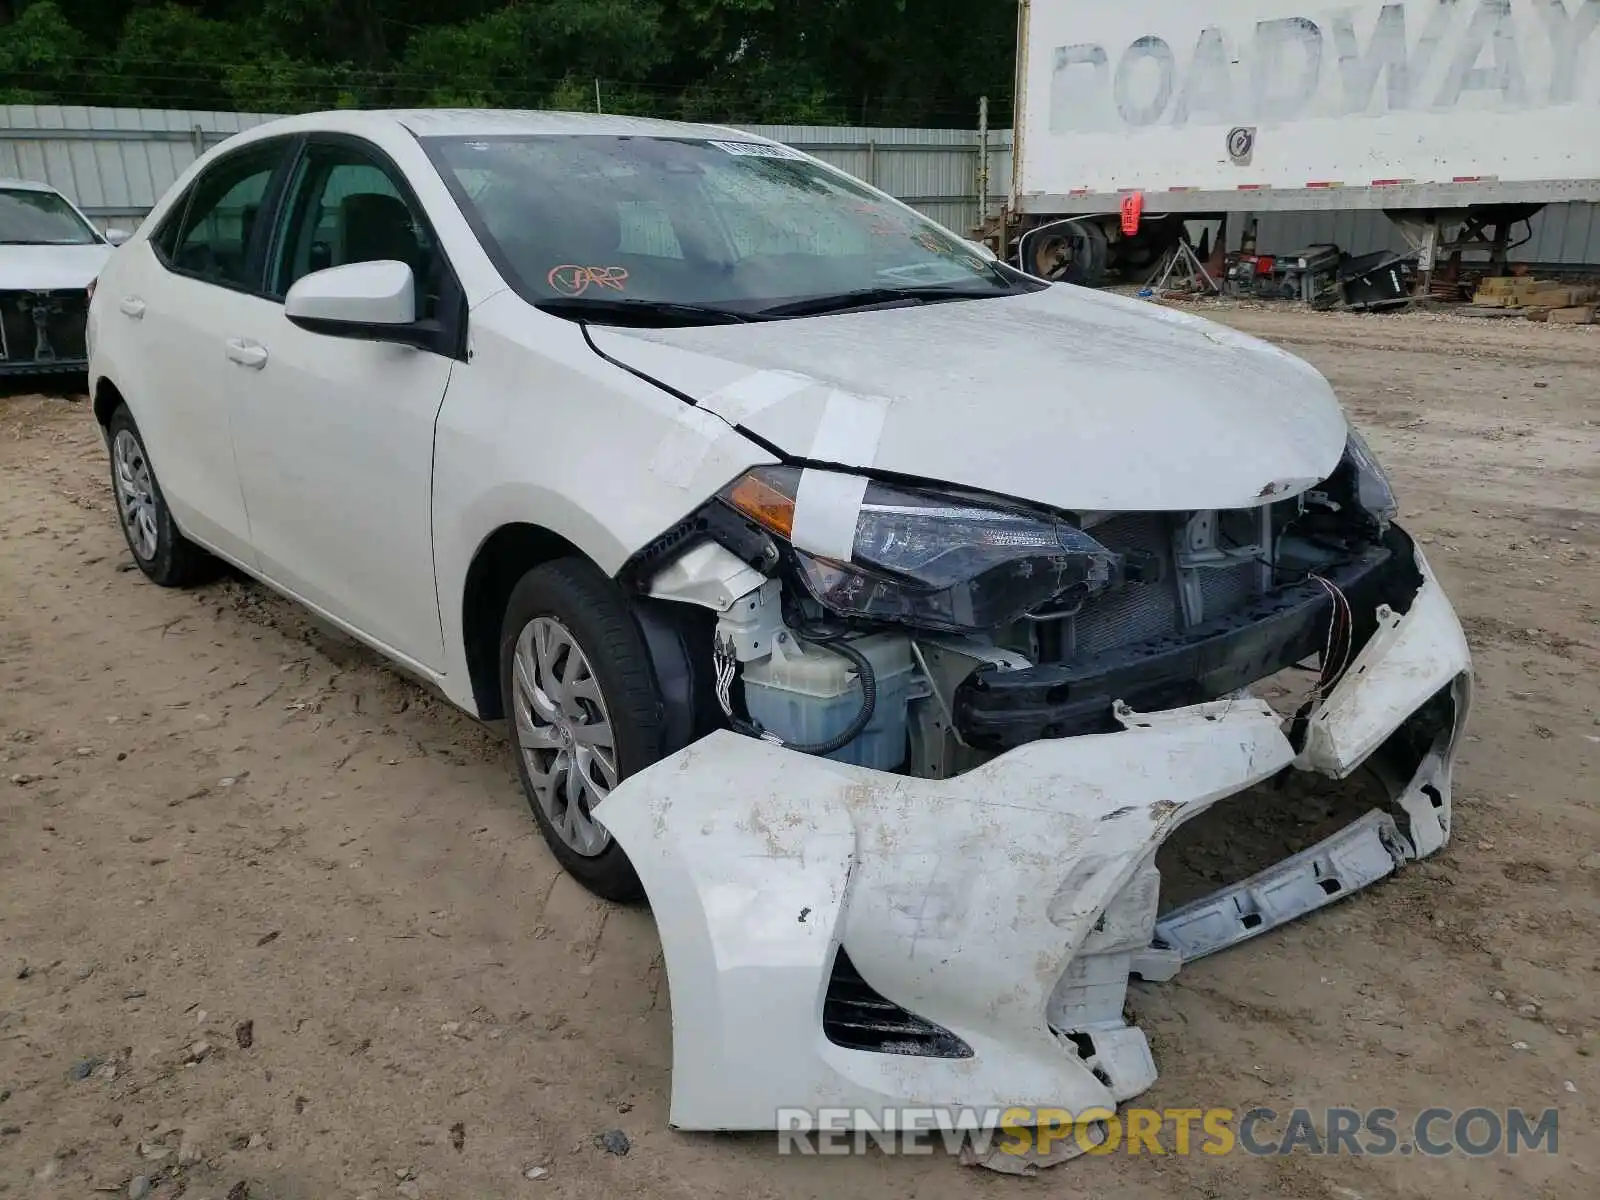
(0, 0, 1018, 127)
(0, 0, 86, 102)
(398, 0, 665, 109)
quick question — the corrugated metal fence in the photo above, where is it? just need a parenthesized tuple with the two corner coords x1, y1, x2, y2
(0, 108, 280, 227)
(3, 104, 1594, 265)
(0, 105, 1014, 236)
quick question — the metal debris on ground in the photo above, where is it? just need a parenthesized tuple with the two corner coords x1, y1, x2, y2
(69, 1057, 101, 1081)
(1140, 240, 1218, 299)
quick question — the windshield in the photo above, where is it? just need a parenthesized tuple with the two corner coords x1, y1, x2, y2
(424, 135, 1036, 324)
(0, 188, 99, 246)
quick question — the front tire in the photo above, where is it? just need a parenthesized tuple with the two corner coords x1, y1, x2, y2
(499, 559, 667, 903)
(106, 405, 222, 588)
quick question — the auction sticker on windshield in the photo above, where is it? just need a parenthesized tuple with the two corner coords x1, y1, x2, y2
(709, 140, 807, 161)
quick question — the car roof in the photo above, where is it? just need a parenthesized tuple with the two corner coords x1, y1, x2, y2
(236, 108, 765, 144)
(0, 178, 64, 194)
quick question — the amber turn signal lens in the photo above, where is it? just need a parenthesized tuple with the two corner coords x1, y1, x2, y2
(726, 471, 797, 539)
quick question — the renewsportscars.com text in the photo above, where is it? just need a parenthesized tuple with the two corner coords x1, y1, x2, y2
(775, 1106, 1561, 1158)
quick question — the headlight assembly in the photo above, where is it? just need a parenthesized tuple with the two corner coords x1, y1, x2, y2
(721, 466, 1119, 633)
(1343, 428, 1398, 531)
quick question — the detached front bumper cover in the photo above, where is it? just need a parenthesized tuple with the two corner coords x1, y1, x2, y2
(593, 547, 1471, 1135)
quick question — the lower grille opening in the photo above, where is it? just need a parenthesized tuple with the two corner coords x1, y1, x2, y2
(1155, 768, 1392, 913)
(822, 949, 973, 1059)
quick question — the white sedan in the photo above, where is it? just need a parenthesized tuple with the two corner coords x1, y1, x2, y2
(1, 178, 126, 378)
(87, 109, 1471, 1138)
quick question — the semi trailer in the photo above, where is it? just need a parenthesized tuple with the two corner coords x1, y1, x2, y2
(1006, 0, 1600, 287)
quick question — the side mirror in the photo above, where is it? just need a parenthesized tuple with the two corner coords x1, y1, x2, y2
(285, 260, 438, 349)
(104, 228, 132, 247)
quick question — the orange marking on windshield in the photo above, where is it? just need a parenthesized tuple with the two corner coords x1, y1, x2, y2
(548, 265, 630, 297)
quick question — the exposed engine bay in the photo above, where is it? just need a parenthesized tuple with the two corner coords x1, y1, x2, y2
(598, 431, 1472, 1158)
(620, 429, 1426, 783)
(0, 287, 90, 376)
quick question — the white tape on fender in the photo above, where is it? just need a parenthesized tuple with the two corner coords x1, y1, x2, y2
(700, 370, 814, 426)
(790, 469, 869, 561)
(649, 405, 735, 490)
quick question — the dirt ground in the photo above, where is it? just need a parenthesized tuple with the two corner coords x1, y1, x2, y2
(2, 306, 1597, 1200)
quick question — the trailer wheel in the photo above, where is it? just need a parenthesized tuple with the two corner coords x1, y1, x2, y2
(1117, 215, 1183, 273)
(1028, 219, 1109, 287)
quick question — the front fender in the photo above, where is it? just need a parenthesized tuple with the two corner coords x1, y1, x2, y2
(428, 294, 777, 711)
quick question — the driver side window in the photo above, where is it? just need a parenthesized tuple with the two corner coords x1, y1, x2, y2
(270, 143, 441, 320)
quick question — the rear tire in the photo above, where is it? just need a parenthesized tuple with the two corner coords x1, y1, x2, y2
(106, 405, 223, 588)
(499, 558, 667, 903)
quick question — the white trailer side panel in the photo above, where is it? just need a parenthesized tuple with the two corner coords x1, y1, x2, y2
(1016, 0, 1600, 212)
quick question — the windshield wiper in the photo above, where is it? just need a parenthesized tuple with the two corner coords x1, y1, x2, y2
(754, 285, 1005, 319)
(533, 297, 754, 327)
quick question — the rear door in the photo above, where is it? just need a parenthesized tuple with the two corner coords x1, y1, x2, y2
(115, 139, 295, 564)
(225, 135, 461, 670)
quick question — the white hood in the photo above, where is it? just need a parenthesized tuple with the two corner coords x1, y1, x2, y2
(589, 286, 1350, 512)
(0, 243, 113, 292)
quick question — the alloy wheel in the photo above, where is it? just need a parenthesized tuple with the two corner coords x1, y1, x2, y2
(511, 615, 619, 857)
(112, 429, 159, 561)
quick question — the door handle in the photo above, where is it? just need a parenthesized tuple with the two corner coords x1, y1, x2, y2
(118, 297, 146, 319)
(225, 338, 269, 370)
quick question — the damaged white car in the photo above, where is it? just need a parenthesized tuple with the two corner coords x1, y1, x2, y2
(1, 178, 123, 379)
(87, 111, 1471, 1143)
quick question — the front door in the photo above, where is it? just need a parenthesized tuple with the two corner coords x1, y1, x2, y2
(225, 138, 458, 670)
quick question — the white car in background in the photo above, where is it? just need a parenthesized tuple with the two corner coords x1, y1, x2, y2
(85, 110, 1472, 1145)
(0, 179, 126, 379)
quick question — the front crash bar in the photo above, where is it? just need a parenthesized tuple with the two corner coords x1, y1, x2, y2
(1154, 809, 1409, 962)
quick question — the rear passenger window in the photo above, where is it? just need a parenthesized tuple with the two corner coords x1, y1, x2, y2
(167, 145, 284, 289)
(150, 195, 187, 262)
